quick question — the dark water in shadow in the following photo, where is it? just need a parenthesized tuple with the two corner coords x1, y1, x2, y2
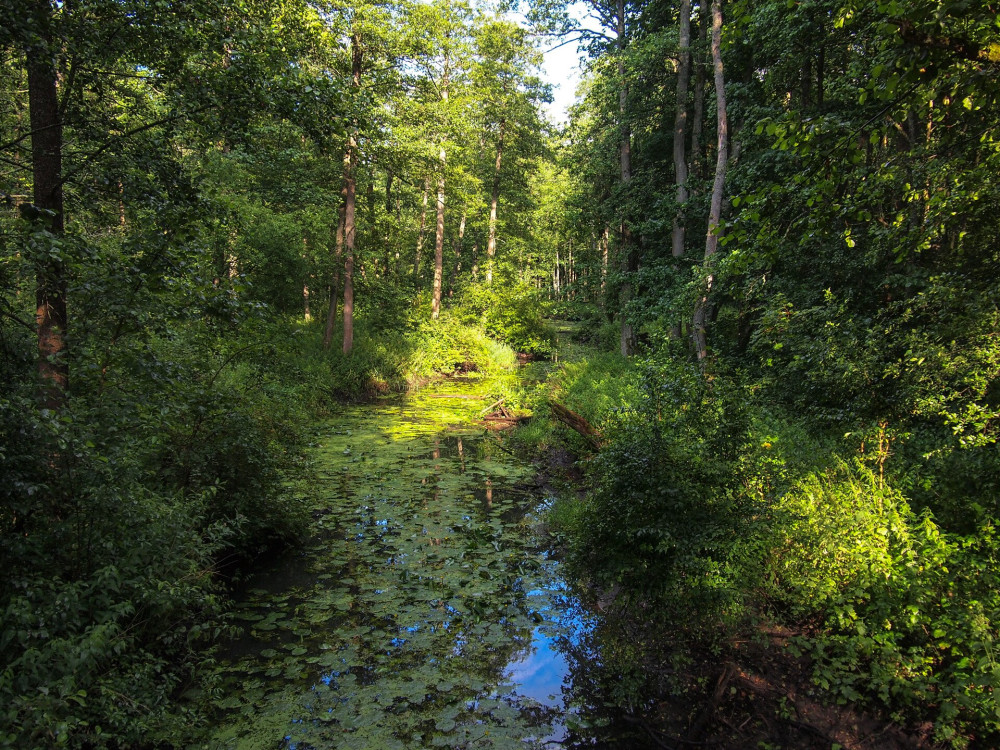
(204, 379, 595, 749)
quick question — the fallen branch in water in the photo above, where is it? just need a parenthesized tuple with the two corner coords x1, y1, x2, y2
(479, 397, 506, 416)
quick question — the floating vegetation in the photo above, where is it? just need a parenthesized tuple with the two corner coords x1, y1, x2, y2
(203, 377, 590, 749)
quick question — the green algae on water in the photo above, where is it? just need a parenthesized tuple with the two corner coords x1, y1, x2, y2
(203, 377, 574, 750)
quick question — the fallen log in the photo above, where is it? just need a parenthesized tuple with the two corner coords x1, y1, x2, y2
(549, 402, 602, 449)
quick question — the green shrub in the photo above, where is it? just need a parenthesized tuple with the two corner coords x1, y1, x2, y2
(0, 410, 226, 749)
(405, 317, 517, 382)
(554, 352, 641, 424)
(456, 282, 557, 356)
(770, 464, 1000, 746)
(576, 358, 766, 629)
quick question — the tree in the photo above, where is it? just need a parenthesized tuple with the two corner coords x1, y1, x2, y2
(23, 0, 67, 410)
(472, 19, 549, 287)
(691, 0, 727, 362)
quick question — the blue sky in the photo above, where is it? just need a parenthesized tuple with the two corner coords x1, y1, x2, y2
(539, 34, 585, 123)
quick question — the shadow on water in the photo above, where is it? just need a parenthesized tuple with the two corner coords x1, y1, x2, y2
(203, 378, 602, 749)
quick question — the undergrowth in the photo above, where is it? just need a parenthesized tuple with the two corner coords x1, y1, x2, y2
(524, 334, 1000, 747)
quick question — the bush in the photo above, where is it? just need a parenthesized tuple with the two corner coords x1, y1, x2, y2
(456, 282, 557, 356)
(0, 408, 226, 748)
(576, 358, 767, 629)
(405, 316, 517, 382)
(770, 464, 1000, 746)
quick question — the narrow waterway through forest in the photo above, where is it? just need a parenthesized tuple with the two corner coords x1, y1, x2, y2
(207, 377, 595, 749)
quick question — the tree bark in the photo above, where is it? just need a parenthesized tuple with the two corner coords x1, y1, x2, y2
(690, 2, 708, 178)
(450, 210, 466, 296)
(431, 150, 445, 319)
(616, 0, 637, 356)
(27, 2, 68, 410)
(431, 53, 450, 320)
(486, 118, 505, 286)
(600, 226, 609, 302)
(322, 198, 346, 350)
(692, 0, 728, 363)
(672, 0, 691, 262)
(550, 402, 602, 450)
(342, 140, 357, 354)
(343, 32, 362, 354)
(414, 177, 429, 279)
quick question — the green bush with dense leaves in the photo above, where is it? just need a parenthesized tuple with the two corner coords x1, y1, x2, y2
(457, 281, 558, 356)
(769, 465, 1000, 745)
(573, 360, 766, 626)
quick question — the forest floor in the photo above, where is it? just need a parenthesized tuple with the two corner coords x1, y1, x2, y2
(641, 629, 940, 750)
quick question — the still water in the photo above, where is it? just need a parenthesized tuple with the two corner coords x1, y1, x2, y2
(206, 378, 594, 749)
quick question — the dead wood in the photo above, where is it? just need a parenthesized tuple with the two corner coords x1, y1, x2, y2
(479, 397, 505, 415)
(549, 401, 602, 449)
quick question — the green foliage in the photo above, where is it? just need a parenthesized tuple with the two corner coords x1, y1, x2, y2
(553, 352, 640, 424)
(577, 359, 766, 629)
(770, 465, 1000, 745)
(0, 406, 228, 748)
(457, 282, 558, 356)
(406, 315, 518, 381)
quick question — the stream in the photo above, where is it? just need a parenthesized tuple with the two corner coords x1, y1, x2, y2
(206, 377, 596, 749)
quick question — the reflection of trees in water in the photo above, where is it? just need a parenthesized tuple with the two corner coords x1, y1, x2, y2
(214, 393, 558, 748)
(556, 610, 665, 749)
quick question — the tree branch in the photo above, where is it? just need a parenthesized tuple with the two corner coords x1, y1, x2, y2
(56, 105, 212, 189)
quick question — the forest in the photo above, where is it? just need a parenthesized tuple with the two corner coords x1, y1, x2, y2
(2, 0, 999, 747)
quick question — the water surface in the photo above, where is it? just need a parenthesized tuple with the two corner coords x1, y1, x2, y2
(206, 378, 591, 749)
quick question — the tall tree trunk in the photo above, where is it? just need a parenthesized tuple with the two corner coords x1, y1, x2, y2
(414, 177, 429, 279)
(384, 169, 394, 273)
(302, 237, 312, 321)
(485, 118, 505, 286)
(672, 0, 691, 262)
(616, 0, 637, 356)
(431, 53, 449, 320)
(450, 211, 465, 296)
(27, 4, 67, 410)
(690, 2, 708, 177)
(670, 0, 692, 338)
(554, 246, 560, 299)
(322, 199, 346, 350)
(600, 226, 609, 304)
(692, 0, 728, 363)
(816, 43, 825, 109)
(568, 241, 575, 298)
(431, 152, 445, 319)
(343, 32, 362, 354)
(342, 140, 357, 354)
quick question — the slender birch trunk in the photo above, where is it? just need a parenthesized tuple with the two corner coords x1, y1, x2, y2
(617, 0, 636, 356)
(343, 32, 362, 354)
(431, 53, 450, 320)
(692, 0, 728, 363)
(431, 151, 446, 319)
(672, 0, 691, 262)
(450, 211, 466, 296)
(486, 118, 505, 285)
